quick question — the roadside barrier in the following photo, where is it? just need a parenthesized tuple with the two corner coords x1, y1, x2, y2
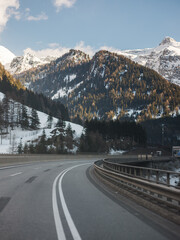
(94, 160, 180, 210)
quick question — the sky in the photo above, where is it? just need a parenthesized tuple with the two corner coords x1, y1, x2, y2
(0, 0, 180, 56)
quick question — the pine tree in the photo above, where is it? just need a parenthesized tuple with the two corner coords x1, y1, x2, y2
(17, 139, 23, 154)
(21, 105, 29, 129)
(30, 108, 40, 129)
(55, 134, 65, 154)
(16, 102, 22, 127)
(0, 101, 4, 131)
(36, 129, 47, 153)
(29, 143, 35, 154)
(66, 123, 73, 137)
(2, 95, 10, 130)
(65, 123, 74, 151)
(23, 143, 28, 154)
(47, 115, 53, 128)
(10, 100, 15, 130)
(56, 118, 66, 133)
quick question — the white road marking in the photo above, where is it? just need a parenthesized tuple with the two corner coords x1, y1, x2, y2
(52, 170, 66, 240)
(58, 166, 82, 240)
(10, 172, 22, 177)
(52, 163, 91, 240)
(0, 165, 21, 170)
(0, 163, 33, 170)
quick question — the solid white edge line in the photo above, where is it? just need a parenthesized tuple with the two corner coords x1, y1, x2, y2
(58, 163, 91, 240)
(10, 172, 22, 177)
(52, 170, 67, 240)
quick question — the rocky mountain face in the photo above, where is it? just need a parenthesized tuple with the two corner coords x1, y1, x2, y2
(120, 37, 180, 86)
(15, 50, 180, 122)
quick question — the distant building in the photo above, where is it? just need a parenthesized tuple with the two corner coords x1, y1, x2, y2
(172, 146, 180, 157)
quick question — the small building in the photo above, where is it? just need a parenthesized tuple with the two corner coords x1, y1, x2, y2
(172, 146, 180, 157)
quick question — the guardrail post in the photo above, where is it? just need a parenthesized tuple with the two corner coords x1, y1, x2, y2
(134, 168, 137, 176)
(140, 169, 143, 177)
(156, 171, 159, 183)
(147, 169, 150, 180)
(167, 172, 170, 186)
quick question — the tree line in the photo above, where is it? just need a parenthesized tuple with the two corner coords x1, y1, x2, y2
(79, 119, 147, 153)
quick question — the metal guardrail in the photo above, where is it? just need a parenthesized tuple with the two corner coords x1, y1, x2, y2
(94, 160, 180, 211)
(103, 159, 180, 188)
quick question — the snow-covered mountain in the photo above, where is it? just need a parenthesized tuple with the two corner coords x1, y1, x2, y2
(120, 37, 180, 86)
(5, 48, 57, 74)
(0, 46, 16, 65)
(1, 36, 180, 85)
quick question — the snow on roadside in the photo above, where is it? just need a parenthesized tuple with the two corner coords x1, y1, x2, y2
(109, 149, 126, 155)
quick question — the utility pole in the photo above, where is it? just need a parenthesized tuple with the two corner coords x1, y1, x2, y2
(162, 124, 164, 146)
(9, 129, 11, 145)
(1, 129, 2, 144)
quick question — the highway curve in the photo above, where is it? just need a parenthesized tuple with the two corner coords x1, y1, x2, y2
(0, 158, 179, 240)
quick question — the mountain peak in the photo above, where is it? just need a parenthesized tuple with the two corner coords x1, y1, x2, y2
(160, 36, 176, 46)
(58, 49, 90, 64)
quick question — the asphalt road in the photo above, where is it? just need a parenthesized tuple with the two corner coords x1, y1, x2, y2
(0, 158, 179, 240)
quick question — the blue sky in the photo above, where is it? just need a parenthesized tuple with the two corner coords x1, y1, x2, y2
(0, 0, 180, 56)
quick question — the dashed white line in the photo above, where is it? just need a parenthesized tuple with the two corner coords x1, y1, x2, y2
(10, 172, 22, 177)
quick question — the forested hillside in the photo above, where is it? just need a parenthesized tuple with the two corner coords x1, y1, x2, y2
(15, 50, 180, 122)
(0, 63, 69, 120)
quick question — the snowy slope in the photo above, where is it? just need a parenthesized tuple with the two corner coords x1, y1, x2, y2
(0, 92, 83, 153)
(0, 46, 16, 65)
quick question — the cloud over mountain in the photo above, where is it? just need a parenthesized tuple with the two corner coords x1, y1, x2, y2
(0, 0, 20, 33)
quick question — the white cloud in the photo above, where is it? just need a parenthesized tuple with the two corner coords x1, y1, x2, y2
(54, 0, 76, 12)
(48, 43, 60, 48)
(100, 45, 123, 55)
(25, 8, 30, 13)
(24, 46, 70, 59)
(0, 0, 20, 32)
(26, 41, 95, 60)
(26, 12, 48, 21)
